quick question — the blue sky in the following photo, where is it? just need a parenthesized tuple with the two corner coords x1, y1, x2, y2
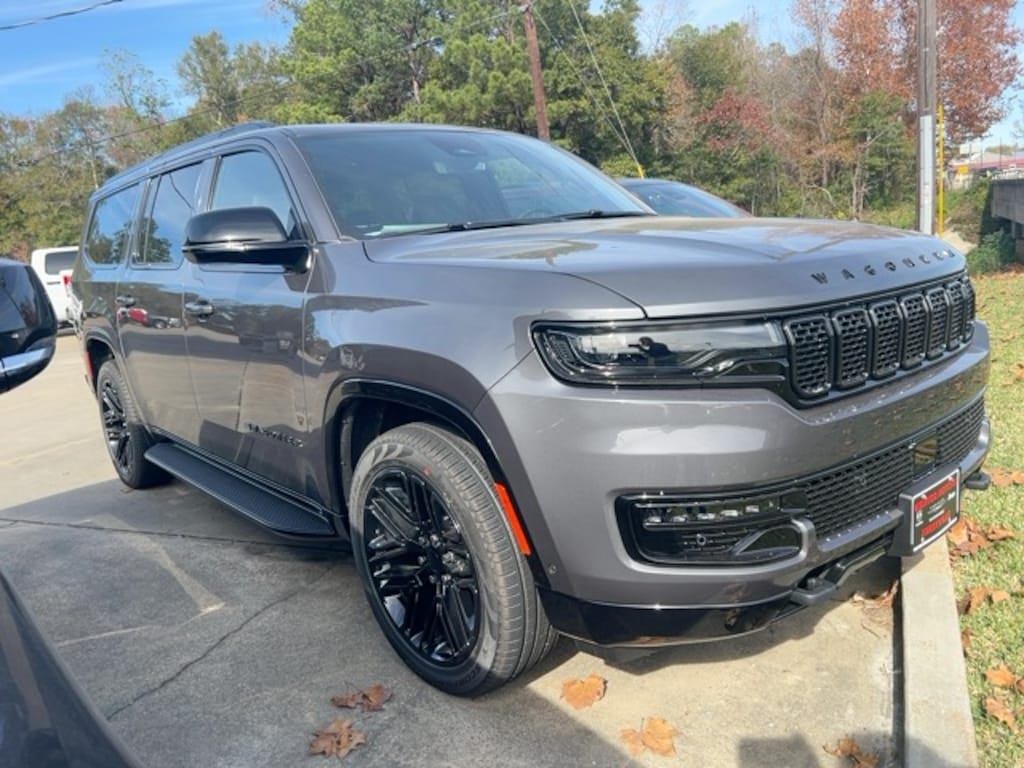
(0, 0, 1019, 141)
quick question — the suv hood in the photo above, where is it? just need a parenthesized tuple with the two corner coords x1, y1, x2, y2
(362, 217, 966, 318)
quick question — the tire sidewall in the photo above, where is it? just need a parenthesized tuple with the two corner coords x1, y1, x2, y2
(350, 434, 509, 695)
(96, 361, 159, 489)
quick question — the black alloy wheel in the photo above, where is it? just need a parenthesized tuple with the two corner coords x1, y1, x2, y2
(95, 361, 169, 489)
(362, 468, 479, 665)
(350, 423, 557, 696)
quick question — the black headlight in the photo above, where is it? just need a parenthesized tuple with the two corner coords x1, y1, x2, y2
(532, 320, 788, 387)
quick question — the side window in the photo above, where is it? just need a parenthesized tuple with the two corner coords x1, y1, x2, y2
(211, 151, 296, 237)
(84, 184, 141, 266)
(138, 164, 203, 267)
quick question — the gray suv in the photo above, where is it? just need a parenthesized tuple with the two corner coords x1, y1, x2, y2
(71, 123, 990, 695)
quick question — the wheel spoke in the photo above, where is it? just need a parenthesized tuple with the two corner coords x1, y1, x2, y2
(439, 583, 472, 653)
(362, 465, 480, 668)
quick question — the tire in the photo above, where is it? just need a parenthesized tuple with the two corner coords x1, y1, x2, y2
(349, 423, 557, 696)
(95, 360, 170, 489)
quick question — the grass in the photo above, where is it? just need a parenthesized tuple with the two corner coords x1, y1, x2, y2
(953, 269, 1024, 767)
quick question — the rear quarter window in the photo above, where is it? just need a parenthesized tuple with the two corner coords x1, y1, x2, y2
(43, 249, 77, 275)
(85, 184, 142, 266)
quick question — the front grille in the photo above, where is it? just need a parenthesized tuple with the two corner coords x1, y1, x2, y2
(783, 274, 975, 402)
(618, 397, 985, 564)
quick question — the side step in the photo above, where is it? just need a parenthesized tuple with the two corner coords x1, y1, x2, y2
(145, 443, 337, 537)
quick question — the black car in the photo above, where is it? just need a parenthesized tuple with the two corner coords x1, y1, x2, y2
(0, 258, 140, 767)
(617, 177, 749, 217)
(0, 256, 58, 393)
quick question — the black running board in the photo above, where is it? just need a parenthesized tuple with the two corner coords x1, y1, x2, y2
(145, 443, 337, 537)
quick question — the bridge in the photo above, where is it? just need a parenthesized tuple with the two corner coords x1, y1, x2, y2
(991, 179, 1024, 253)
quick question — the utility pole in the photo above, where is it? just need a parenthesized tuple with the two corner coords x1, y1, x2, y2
(917, 0, 937, 235)
(522, 2, 550, 141)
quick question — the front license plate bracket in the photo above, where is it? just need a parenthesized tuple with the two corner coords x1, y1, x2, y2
(891, 468, 960, 556)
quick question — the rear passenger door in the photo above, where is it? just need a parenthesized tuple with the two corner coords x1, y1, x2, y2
(184, 148, 311, 492)
(117, 163, 203, 443)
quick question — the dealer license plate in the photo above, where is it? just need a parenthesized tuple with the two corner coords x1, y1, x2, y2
(897, 469, 961, 554)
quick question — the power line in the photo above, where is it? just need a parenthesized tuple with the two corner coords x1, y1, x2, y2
(0, 0, 123, 32)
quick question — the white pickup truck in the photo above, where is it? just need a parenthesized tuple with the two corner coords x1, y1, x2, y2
(30, 246, 77, 327)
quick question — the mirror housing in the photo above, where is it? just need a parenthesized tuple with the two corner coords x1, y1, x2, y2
(183, 207, 310, 271)
(0, 258, 58, 394)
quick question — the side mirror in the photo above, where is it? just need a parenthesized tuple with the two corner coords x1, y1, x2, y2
(183, 207, 310, 271)
(0, 259, 58, 394)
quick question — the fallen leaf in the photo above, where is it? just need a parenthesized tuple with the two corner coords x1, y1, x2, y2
(620, 727, 645, 757)
(620, 717, 679, 758)
(947, 518, 970, 547)
(309, 718, 367, 759)
(984, 697, 1017, 731)
(362, 684, 393, 711)
(640, 716, 678, 757)
(823, 737, 879, 768)
(959, 586, 995, 615)
(991, 589, 1011, 604)
(1017, 679, 1024, 695)
(1013, 363, 1024, 382)
(331, 684, 393, 712)
(986, 665, 1018, 688)
(854, 581, 898, 609)
(961, 628, 973, 655)
(561, 674, 606, 710)
(990, 468, 1015, 487)
(986, 526, 1017, 541)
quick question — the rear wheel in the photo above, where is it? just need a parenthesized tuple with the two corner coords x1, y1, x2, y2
(96, 360, 170, 489)
(349, 422, 556, 696)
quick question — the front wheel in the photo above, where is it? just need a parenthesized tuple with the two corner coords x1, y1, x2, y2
(349, 423, 556, 696)
(95, 360, 170, 489)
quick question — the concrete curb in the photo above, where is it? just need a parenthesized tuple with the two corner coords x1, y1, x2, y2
(901, 538, 979, 767)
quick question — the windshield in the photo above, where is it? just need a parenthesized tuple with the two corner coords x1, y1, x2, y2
(294, 128, 649, 239)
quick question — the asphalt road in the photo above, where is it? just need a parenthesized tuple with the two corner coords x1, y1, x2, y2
(0, 336, 903, 768)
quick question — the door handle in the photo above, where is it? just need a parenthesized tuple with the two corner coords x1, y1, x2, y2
(184, 300, 215, 317)
(115, 294, 136, 307)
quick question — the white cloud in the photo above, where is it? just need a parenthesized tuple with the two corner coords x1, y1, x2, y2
(0, 59, 95, 88)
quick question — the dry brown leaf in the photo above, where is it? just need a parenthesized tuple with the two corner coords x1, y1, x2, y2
(987, 526, 1017, 541)
(1012, 363, 1024, 382)
(362, 684, 393, 711)
(561, 674, 607, 710)
(985, 665, 1018, 688)
(620, 727, 645, 757)
(309, 718, 367, 759)
(990, 468, 1015, 487)
(331, 684, 393, 712)
(959, 586, 991, 615)
(947, 518, 970, 547)
(984, 697, 1018, 731)
(1016, 679, 1024, 695)
(620, 717, 679, 758)
(961, 628, 973, 655)
(991, 589, 1012, 604)
(854, 581, 898, 609)
(823, 737, 880, 768)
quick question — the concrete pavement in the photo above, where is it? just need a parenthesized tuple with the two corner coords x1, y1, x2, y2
(0, 336, 973, 767)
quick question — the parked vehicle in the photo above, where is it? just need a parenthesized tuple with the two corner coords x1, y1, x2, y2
(618, 177, 749, 217)
(71, 123, 990, 695)
(29, 247, 78, 326)
(0, 256, 139, 767)
(1, 256, 57, 393)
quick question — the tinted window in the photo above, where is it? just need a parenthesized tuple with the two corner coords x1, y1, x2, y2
(138, 164, 203, 267)
(43, 249, 76, 275)
(294, 129, 647, 239)
(211, 151, 295, 235)
(85, 184, 141, 265)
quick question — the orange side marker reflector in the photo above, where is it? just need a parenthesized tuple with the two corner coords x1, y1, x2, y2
(494, 482, 532, 556)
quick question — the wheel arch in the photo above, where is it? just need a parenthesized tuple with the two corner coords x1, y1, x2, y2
(323, 379, 548, 586)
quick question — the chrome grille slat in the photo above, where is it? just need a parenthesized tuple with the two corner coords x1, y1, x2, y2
(786, 275, 975, 402)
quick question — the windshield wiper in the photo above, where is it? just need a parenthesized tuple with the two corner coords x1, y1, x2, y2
(376, 210, 652, 238)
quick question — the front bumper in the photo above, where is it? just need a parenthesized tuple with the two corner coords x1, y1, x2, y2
(473, 325, 990, 645)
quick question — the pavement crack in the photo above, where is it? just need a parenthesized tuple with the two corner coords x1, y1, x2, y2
(0, 516, 344, 553)
(105, 565, 337, 721)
